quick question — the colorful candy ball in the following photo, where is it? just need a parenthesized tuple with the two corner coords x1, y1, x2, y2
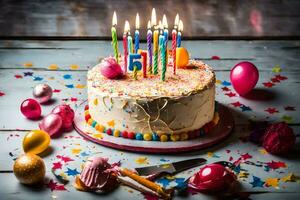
(188, 163, 237, 193)
(13, 154, 46, 185)
(39, 113, 62, 137)
(52, 104, 74, 131)
(23, 130, 51, 155)
(20, 98, 42, 119)
(263, 122, 296, 154)
(230, 61, 259, 96)
(100, 57, 123, 79)
(33, 84, 53, 103)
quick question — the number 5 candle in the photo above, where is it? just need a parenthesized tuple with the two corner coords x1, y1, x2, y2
(111, 11, 119, 63)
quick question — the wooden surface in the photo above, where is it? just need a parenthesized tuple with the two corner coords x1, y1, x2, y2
(1, 0, 300, 38)
(0, 39, 300, 199)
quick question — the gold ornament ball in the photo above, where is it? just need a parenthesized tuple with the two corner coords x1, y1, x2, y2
(23, 130, 51, 155)
(13, 154, 46, 185)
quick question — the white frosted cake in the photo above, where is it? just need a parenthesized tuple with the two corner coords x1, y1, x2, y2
(85, 60, 217, 142)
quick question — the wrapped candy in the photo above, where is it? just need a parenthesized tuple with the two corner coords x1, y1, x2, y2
(263, 122, 296, 154)
(188, 163, 237, 193)
(100, 57, 124, 79)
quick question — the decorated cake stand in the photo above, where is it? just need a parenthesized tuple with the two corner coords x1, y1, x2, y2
(74, 101, 234, 154)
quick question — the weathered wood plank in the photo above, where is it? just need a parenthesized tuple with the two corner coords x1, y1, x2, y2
(1, 40, 300, 71)
(0, 69, 299, 130)
(0, 0, 299, 37)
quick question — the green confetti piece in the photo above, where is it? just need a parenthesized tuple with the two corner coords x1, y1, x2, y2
(281, 115, 293, 123)
(272, 65, 282, 73)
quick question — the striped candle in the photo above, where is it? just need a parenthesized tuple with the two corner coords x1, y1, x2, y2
(147, 21, 153, 74)
(159, 34, 166, 81)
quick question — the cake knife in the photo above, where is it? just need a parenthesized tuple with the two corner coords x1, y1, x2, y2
(135, 158, 207, 176)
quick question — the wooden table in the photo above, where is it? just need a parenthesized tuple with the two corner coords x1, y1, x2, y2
(0, 39, 299, 200)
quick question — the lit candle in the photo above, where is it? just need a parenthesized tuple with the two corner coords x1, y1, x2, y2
(147, 20, 153, 74)
(162, 14, 168, 46)
(152, 8, 159, 75)
(134, 13, 140, 53)
(159, 22, 166, 81)
(139, 50, 147, 78)
(177, 20, 183, 47)
(172, 14, 179, 74)
(111, 11, 119, 63)
(127, 22, 133, 54)
(123, 21, 129, 74)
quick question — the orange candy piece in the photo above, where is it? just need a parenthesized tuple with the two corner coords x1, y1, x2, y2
(176, 47, 189, 68)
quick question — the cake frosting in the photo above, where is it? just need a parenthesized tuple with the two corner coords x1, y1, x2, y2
(87, 60, 215, 139)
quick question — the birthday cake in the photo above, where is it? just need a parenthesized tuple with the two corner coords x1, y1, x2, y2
(85, 59, 217, 142)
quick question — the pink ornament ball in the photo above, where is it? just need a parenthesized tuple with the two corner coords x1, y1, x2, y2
(52, 104, 74, 131)
(263, 122, 296, 154)
(188, 163, 237, 193)
(20, 99, 41, 119)
(100, 57, 123, 79)
(33, 84, 53, 103)
(39, 113, 62, 137)
(230, 61, 259, 96)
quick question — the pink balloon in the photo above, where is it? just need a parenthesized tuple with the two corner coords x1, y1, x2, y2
(52, 104, 74, 131)
(39, 113, 62, 137)
(188, 163, 236, 193)
(20, 99, 41, 119)
(230, 62, 259, 96)
(100, 57, 123, 79)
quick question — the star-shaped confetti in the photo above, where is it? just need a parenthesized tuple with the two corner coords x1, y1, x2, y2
(231, 101, 243, 107)
(14, 75, 23, 79)
(284, 106, 295, 111)
(157, 177, 171, 187)
(70, 97, 78, 102)
(240, 105, 252, 112)
(221, 87, 231, 92)
(63, 74, 72, 79)
(263, 82, 275, 88)
(52, 161, 63, 170)
(250, 176, 265, 188)
(135, 156, 148, 165)
(107, 120, 115, 127)
(281, 173, 295, 182)
(24, 72, 33, 76)
(174, 178, 187, 189)
(71, 148, 81, 155)
(271, 77, 280, 83)
(65, 168, 80, 176)
(272, 66, 281, 73)
(275, 74, 287, 81)
(65, 84, 74, 88)
(264, 107, 279, 114)
(225, 92, 236, 97)
(33, 76, 43, 81)
(265, 178, 279, 188)
(56, 155, 74, 163)
(46, 179, 67, 191)
(221, 81, 231, 86)
(266, 161, 287, 170)
(281, 115, 293, 123)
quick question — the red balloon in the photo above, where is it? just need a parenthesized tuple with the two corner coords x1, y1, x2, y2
(52, 104, 74, 131)
(230, 62, 259, 96)
(188, 163, 237, 193)
(20, 99, 41, 119)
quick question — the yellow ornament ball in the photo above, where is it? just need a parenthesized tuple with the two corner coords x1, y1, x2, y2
(13, 154, 46, 185)
(176, 47, 189, 68)
(23, 130, 50, 155)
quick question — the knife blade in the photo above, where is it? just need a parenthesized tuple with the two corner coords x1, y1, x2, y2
(135, 158, 207, 176)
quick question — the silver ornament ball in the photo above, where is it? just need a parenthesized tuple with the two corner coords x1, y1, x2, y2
(33, 84, 53, 103)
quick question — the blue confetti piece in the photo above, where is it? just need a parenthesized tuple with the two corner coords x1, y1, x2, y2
(156, 177, 171, 187)
(160, 158, 170, 162)
(80, 152, 90, 157)
(249, 176, 265, 188)
(240, 105, 252, 112)
(233, 165, 241, 173)
(174, 178, 187, 189)
(63, 74, 72, 79)
(264, 166, 270, 172)
(33, 76, 43, 81)
(24, 72, 33, 76)
(221, 81, 231, 86)
(65, 84, 74, 88)
(64, 168, 80, 176)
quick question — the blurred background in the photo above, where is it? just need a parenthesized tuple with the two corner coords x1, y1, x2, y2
(0, 0, 299, 39)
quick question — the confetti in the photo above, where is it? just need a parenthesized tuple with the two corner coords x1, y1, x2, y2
(264, 107, 279, 114)
(23, 72, 33, 76)
(281, 115, 293, 123)
(221, 87, 231, 91)
(65, 84, 74, 88)
(284, 106, 295, 111)
(266, 161, 287, 170)
(135, 156, 148, 165)
(156, 177, 171, 187)
(0, 92, 5, 97)
(14, 75, 23, 79)
(48, 64, 59, 70)
(225, 92, 236, 97)
(46, 179, 67, 191)
(23, 62, 33, 67)
(211, 55, 220, 60)
(75, 84, 86, 89)
(63, 74, 72, 79)
(249, 176, 265, 188)
(272, 66, 281, 73)
(53, 89, 61, 93)
(281, 173, 296, 182)
(265, 177, 279, 188)
(33, 76, 43, 81)
(258, 149, 268, 155)
(221, 81, 231, 86)
(207, 152, 220, 158)
(107, 120, 115, 127)
(240, 105, 252, 112)
(64, 168, 80, 176)
(215, 80, 221, 85)
(275, 74, 287, 81)
(56, 155, 74, 163)
(263, 82, 275, 88)
(71, 148, 81, 155)
(70, 64, 79, 70)
(231, 101, 242, 107)
(52, 162, 63, 170)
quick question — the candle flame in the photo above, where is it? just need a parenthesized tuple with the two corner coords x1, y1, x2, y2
(147, 20, 151, 29)
(174, 14, 179, 27)
(178, 20, 183, 32)
(151, 8, 157, 26)
(158, 20, 163, 32)
(135, 13, 140, 29)
(124, 20, 130, 33)
(112, 11, 117, 26)
(162, 14, 168, 29)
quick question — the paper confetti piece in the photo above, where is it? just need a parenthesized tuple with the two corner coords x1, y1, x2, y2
(75, 84, 86, 89)
(231, 101, 242, 107)
(144, 193, 159, 200)
(135, 156, 148, 165)
(53, 89, 61, 93)
(271, 77, 281, 83)
(63, 74, 72, 79)
(156, 177, 171, 187)
(263, 82, 275, 88)
(65, 84, 74, 88)
(207, 152, 220, 158)
(240, 105, 252, 112)
(221, 87, 231, 92)
(259, 149, 268, 155)
(275, 74, 287, 81)
(14, 75, 23, 79)
(52, 162, 63, 170)
(266, 161, 287, 170)
(265, 178, 279, 188)
(71, 148, 81, 155)
(160, 158, 170, 162)
(281, 173, 296, 182)
(56, 155, 74, 163)
(0, 92, 5, 97)
(264, 107, 279, 114)
(225, 92, 236, 97)
(65, 168, 80, 176)
(211, 55, 220, 60)
(70, 64, 79, 70)
(23, 72, 33, 76)
(250, 176, 265, 188)
(92, 133, 103, 139)
(46, 179, 67, 191)
(48, 64, 59, 70)
(107, 120, 115, 127)
(23, 62, 33, 67)
(238, 171, 249, 179)
(70, 97, 78, 102)
(33, 76, 43, 81)
(281, 115, 293, 123)
(272, 66, 281, 73)
(284, 106, 296, 111)
(221, 81, 231, 86)
(215, 80, 221, 85)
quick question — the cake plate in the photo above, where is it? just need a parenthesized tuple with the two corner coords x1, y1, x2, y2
(74, 101, 234, 154)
